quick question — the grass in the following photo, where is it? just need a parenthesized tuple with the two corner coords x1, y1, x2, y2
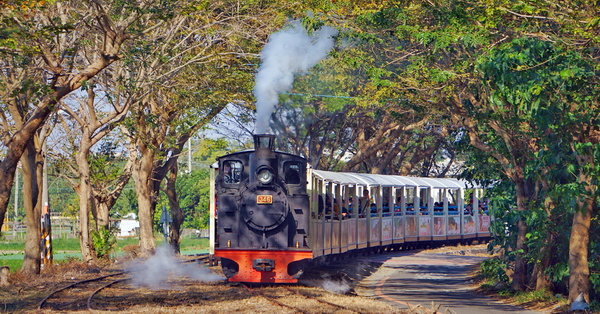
(510, 289, 560, 304)
(115, 237, 141, 249)
(53, 238, 82, 251)
(0, 241, 25, 250)
(0, 236, 210, 272)
(1, 236, 209, 251)
(475, 270, 569, 312)
(0, 237, 81, 251)
(495, 286, 568, 311)
(0, 259, 22, 272)
(180, 237, 210, 250)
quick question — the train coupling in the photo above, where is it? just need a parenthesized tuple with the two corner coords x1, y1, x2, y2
(252, 259, 274, 272)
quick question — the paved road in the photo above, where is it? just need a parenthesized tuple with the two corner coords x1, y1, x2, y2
(355, 250, 547, 314)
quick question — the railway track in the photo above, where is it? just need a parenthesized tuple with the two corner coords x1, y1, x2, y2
(24, 260, 403, 313)
(37, 254, 212, 312)
(183, 253, 211, 264)
(37, 271, 131, 312)
(284, 286, 362, 313)
(0, 247, 411, 313)
(242, 283, 362, 313)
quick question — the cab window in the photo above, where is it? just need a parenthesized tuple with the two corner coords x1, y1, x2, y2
(284, 162, 302, 185)
(222, 160, 242, 184)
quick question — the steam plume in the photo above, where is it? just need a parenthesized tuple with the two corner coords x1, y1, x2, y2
(254, 20, 338, 134)
(126, 245, 224, 290)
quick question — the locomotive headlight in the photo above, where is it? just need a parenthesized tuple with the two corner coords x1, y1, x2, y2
(257, 168, 274, 185)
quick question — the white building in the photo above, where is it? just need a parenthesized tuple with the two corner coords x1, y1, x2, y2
(115, 213, 139, 237)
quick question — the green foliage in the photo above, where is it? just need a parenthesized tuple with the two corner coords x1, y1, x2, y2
(155, 168, 211, 230)
(91, 228, 117, 259)
(480, 257, 509, 283)
(112, 188, 138, 218)
(510, 289, 564, 305)
(2, 1, 599, 302)
(468, 33, 599, 298)
(478, 36, 595, 122)
(88, 141, 127, 184)
(548, 262, 570, 287)
(195, 138, 230, 163)
(177, 168, 211, 229)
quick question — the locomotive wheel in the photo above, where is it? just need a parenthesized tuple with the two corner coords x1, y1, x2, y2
(221, 258, 239, 278)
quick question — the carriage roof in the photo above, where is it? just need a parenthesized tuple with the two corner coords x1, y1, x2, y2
(312, 170, 467, 189)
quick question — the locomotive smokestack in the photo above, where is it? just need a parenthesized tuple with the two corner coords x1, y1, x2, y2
(253, 134, 275, 152)
(252, 134, 276, 184)
(253, 134, 276, 160)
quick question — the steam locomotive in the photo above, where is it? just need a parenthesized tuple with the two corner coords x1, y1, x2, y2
(209, 134, 492, 283)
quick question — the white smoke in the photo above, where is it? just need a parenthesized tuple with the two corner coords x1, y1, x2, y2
(254, 20, 338, 134)
(126, 245, 225, 290)
(321, 279, 351, 294)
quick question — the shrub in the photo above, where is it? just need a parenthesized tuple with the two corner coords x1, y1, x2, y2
(480, 257, 509, 283)
(91, 227, 117, 259)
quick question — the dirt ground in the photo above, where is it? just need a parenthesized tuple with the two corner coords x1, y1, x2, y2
(0, 245, 568, 313)
(1, 258, 404, 313)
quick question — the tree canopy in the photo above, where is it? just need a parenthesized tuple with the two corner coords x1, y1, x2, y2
(1, 0, 599, 304)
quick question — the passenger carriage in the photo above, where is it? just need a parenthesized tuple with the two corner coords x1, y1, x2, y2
(308, 170, 492, 258)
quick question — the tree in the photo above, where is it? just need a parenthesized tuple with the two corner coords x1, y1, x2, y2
(1, 0, 189, 273)
(338, 1, 599, 297)
(123, 1, 303, 255)
(54, 78, 132, 263)
(0, 0, 156, 235)
(268, 39, 453, 175)
(52, 113, 135, 263)
(465, 5, 599, 301)
(173, 167, 211, 230)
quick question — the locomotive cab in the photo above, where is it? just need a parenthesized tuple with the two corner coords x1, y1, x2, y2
(214, 134, 312, 283)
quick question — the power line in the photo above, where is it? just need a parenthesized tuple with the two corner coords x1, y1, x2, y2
(284, 92, 354, 99)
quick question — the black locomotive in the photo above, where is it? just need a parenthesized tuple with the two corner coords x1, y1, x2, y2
(214, 134, 312, 283)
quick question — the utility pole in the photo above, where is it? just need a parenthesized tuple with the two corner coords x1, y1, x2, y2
(13, 164, 19, 238)
(187, 138, 192, 174)
(40, 142, 52, 268)
(160, 205, 172, 244)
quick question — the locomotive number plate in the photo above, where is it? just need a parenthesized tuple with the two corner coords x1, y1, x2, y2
(257, 195, 273, 204)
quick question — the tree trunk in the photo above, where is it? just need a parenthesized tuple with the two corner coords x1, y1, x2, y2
(91, 142, 137, 231)
(20, 141, 42, 274)
(0, 163, 18, 234)
(532, 195, 555, 291)
(165, 165, 183, 254)
(568, 194, 593, 303)
(134, 142, 157, 257)
(512, 179, 528, 291)
(94, 202, 111, 230)
(75, 138, 96, 263)
(0, 106, 53, 232)
(532, 232, 554, 291)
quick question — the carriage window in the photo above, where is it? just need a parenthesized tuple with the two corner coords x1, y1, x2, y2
(222, 161, 242, 184)
(284, 162, 302, 185)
